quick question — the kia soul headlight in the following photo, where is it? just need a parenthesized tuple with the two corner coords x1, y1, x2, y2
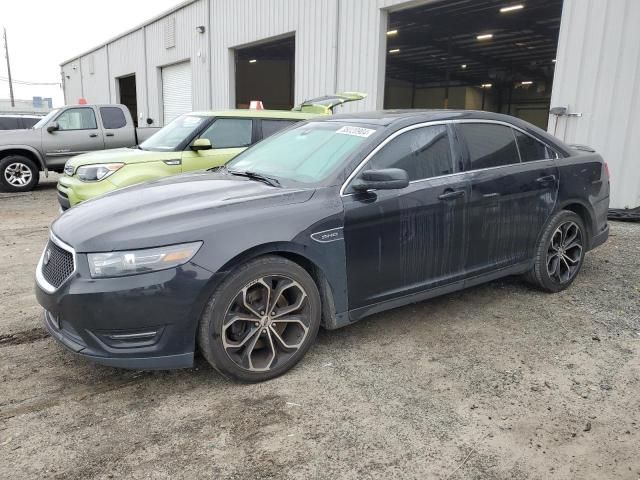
(88, 242, 202, 278)
(77, 163, 124, 182)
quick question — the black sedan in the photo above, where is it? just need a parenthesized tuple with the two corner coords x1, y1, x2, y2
(35, 110, 610, 382)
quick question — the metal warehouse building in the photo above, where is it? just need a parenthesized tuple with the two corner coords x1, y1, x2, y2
(61, 0, 640, 211)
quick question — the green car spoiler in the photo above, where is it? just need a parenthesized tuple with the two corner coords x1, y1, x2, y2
(293, 92, 367, 114)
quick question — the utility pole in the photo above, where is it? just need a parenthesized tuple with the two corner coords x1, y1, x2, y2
(3, 27, 15, 107)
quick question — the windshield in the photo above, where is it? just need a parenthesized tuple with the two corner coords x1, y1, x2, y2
(227, 122, 378, 185)
(140, 115, 207, 151)
(32, 109, 60, 129)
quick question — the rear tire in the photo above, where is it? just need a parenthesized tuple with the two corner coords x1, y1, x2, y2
(0, 155, 39, 192)
(197, 255, 321, 382)
(525, 210, 586, 292)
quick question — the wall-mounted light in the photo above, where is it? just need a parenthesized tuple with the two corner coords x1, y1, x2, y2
(386, 29, 398, 36)
(461, 64, 467, 69)
(520, 81, 534, 85)
(389, 48, 400, 54)
(481, 83, 493, 88)
(500, 4, 524, 13)
(477, 34, 493, 41)
(249, 59, 257, 63)
(196, 25, 205, 33)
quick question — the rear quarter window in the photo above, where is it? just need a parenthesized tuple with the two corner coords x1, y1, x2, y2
(514, 130, 555, 162)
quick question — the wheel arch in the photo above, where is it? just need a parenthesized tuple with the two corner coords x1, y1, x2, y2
(216, 242, 339, 329)
(556, 200, 596, 247)
(0, 146, 47, 173)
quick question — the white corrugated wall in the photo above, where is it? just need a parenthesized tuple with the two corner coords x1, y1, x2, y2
(551, 0, 640, 209)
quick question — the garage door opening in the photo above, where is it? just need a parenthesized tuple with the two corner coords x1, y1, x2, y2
(118, 75, 138, 127)
(384, 0, 564, 129)
(234, 35, 295, 110)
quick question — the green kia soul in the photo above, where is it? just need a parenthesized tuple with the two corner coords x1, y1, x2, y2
(57, 93, 365, 209)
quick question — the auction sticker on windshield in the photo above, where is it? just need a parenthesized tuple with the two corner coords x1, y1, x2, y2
(336, 126, 376, 138)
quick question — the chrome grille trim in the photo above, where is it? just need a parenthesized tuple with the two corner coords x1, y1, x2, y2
(36, 232, 77, 294)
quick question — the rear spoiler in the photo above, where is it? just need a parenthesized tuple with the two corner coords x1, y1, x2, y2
(569, 144, 596, 153)
(293, 92, 367, 115)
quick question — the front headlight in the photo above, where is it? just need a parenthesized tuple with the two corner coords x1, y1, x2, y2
(63, 161, 74, 176)
(87, 242, 202, 278)
(77, 163, 124, 182)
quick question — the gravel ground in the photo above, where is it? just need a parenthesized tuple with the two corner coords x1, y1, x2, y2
(1, 174, 639, 479)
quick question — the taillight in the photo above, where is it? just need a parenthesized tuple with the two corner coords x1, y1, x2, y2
(604, 162, 610, 178)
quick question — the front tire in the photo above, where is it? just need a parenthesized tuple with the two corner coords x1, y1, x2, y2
(197, 256, 321, 382)
(0, 155, 39, 192)
(525, 210, 586, 292)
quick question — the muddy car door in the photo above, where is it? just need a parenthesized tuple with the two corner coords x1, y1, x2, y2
(342, 123, 470, 310)
(455, 122, 559, 276)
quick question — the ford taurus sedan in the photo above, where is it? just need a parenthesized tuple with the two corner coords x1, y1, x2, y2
(35, 110, 610, 382)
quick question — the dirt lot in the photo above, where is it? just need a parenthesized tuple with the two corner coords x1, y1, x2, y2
(1, 174, 639, 480)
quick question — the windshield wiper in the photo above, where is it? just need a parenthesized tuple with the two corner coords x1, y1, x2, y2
(228, 170, 281, 187)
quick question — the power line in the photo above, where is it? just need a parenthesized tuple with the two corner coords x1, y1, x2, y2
(0, 76, 60, 86)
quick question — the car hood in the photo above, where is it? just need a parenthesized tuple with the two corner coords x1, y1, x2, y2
(67, 148, 180, 168)
(52, 172, 316, 252)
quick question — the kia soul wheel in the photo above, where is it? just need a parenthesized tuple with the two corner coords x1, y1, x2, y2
(526, 210, 586, 292)
(198, 256, 321, 382)
(0, 155, 39, 192)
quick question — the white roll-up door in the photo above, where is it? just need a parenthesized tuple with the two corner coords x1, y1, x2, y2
(161, 61, 192, 125)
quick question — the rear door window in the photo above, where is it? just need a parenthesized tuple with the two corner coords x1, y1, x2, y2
(199, 118, 252, 148)
(100, 107, 127, 129)
(21, 117, 40, 129)
(261, 119, 298, 139)
(369, 124, 454, 181)
(0, 117, 21, 130)
(458, 123, 520, 170)
(514, 130, 554, 162)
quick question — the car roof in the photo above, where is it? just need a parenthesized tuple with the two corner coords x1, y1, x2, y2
(188, 109, 317, 120)
(322, 109, 538, 127)
(0, 114, 43, 118)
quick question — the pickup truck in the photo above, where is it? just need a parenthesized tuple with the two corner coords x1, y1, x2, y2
(0, 104, 158, 192)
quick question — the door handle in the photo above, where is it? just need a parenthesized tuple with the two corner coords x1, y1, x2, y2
(105, 133, 114, 137)
(89, 133, 97, 138)
(536, 174, 556, 184)
(438, 189, 466, 201)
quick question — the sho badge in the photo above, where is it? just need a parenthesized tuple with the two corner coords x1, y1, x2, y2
(311, 227, 344, 243)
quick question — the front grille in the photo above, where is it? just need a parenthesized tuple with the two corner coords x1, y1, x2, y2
(41, 240, 75, 288)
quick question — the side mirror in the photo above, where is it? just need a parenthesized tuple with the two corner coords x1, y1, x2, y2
(47, 121, 60, 133)
(191, 138, 212, 151)
(352, 168, 409, 192)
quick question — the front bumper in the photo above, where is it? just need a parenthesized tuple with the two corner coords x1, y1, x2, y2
(57, 175, 118, 209)
(35, 252, 219, 370)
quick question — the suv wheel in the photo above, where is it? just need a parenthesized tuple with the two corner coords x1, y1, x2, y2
(198, 256, 321, 382)
(526, 210, 586, 292)
(0, 155, 39, 192)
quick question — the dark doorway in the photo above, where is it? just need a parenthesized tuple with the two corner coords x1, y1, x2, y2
(118, 75, 138, 127)
(235, 36, 295, 110)
(384, 0, 564, 129)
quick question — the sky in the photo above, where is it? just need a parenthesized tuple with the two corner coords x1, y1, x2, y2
(1, 0, 181, 107)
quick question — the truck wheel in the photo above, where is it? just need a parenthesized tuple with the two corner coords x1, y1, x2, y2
(197, 255, 321, 382)
(0, 155, 39, 192)
(525, 210, 586, 293)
